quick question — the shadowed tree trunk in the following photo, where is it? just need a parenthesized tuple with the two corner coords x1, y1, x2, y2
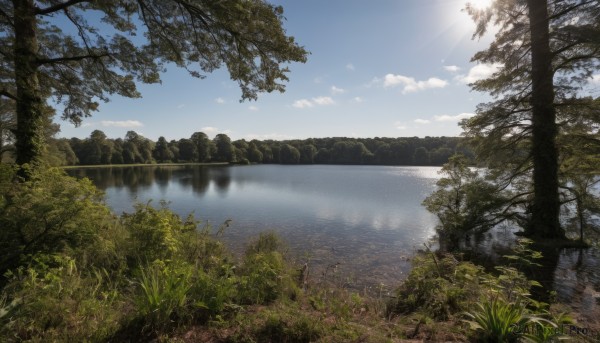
(13, 0, 45, 166)
(526, 0, 565, 239)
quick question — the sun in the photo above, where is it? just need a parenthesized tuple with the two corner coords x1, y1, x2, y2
(467, 0, 493, 10)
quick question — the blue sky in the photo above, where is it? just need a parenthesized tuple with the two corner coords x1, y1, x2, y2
(57, 0, 504, 141)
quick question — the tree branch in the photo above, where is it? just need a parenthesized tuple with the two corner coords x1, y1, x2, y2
(0, 7, 13, 25)
(36, 52, 109, 65)
(548, 0, 595, 21)
(35, 0, 90, 15)
(0, 89, 16, 100)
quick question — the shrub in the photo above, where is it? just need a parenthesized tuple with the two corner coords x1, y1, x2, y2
(0, 165, 116, 277)
(0, 255, 124, 342)
(237, 232, 299, 305)
(388, 250, 485, 320)
(121, 201, 198, 264)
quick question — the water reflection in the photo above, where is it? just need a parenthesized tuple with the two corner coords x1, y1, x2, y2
(67, 164, 600, 307)
(68, 165, 231, 197)
(67, 164, 440, 289)
(450, 227, 600, 322)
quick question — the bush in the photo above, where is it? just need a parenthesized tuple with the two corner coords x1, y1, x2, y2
(0, 165, 117, 277)
(121, 201, 198, 264)
(237, 232, 299, 305)
(388, 250, 485, 320)
(0, 255, 124, 342)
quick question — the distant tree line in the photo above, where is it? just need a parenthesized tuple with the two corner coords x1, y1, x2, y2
(36, 130, 472, 167)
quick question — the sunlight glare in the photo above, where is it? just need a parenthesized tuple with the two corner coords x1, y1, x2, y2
(467, 0, 493, 10)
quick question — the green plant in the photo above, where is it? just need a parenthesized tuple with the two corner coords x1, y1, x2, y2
(257, 312, 323, 343)
(464, 298, 529, 342)
(388, 250, 485, 320)
(121, 201, 198, 264)
(0, 254, 124, 342)
(237, 232, 299, 305)
(189, 265, 238, 318)
(135, 260, 193, 331)
(463, 297, 561, 343)
(422, 154, 509, 249)
(0, 166, 113, 275)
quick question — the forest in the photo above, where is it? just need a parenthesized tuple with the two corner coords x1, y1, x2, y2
(12, 131, 473, 166)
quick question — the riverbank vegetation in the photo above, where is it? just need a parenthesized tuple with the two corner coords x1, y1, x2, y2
(0, 166, 587, 342)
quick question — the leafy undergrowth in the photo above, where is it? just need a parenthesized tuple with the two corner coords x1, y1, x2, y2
(0, 165, 594, 342)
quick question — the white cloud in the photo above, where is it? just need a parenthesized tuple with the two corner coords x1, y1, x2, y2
(383, 74, 412, 88)
(101, 120, 143, 128)
(354, 97, 364, 103)
(364, 77, 381, 88)
(292, 99, 314, 109)
(394, 121, 407, 130)
(346, 63, 355, 71)
(215, 97, 225, 104)
(331, 86, 346, 94)
(444, 65, 460, 72)
(313, 96, 335, 105)
(249, 105, 259, 111)
(201, 126, 218, 133)
(591, 74, 600, 84)
(383, 74, 448, 94)
(177, 104, 186, 109)
(314, 77, 324, 84)
(414, 119, 431, 124)
(457, 63, 502, 83)
(434, 112, 475, 122)
(293, 96, 335, 108)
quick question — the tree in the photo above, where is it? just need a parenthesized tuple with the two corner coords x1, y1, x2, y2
(463, 0, 600, 239)
(190, 132, 211, 162)
(247, 143, 263, 163)
(413, 146, 430, 166)
(279, 144, 300, 164)
(213, 134, 235, 162)
(153, 136, 173, 163)
(299, 144, 317, 164)
(177, 138, 196, 162)
(1, 0, 308, 166)
(423, 155, 510, 250)
(259, 144, 273, 163)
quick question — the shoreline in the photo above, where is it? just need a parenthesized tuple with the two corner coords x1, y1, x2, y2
(61, 162, 230, 169)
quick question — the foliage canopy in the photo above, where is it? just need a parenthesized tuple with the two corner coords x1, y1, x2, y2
(0, 0, 308, 164)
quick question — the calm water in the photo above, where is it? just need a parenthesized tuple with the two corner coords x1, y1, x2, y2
(67, 164, 600, 308)
(67, 164, 440, 289)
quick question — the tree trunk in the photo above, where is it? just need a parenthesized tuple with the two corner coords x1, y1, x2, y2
(13, 0, 45, 166)
(526, 0, 565, 239)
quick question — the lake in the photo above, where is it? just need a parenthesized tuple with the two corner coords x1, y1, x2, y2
(67, 164, 600, 310)
(67, 164, 441, 290)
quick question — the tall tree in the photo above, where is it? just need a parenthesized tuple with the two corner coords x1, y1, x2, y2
(213, 134, 235, 162)
(464, 0, 600, 239)
(279, 143, 300, 164)
(0, 0, 308, 165)
(190, 132, 211, 162)
(177, 138, 197, 162)
(153, 136, 173, 163)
